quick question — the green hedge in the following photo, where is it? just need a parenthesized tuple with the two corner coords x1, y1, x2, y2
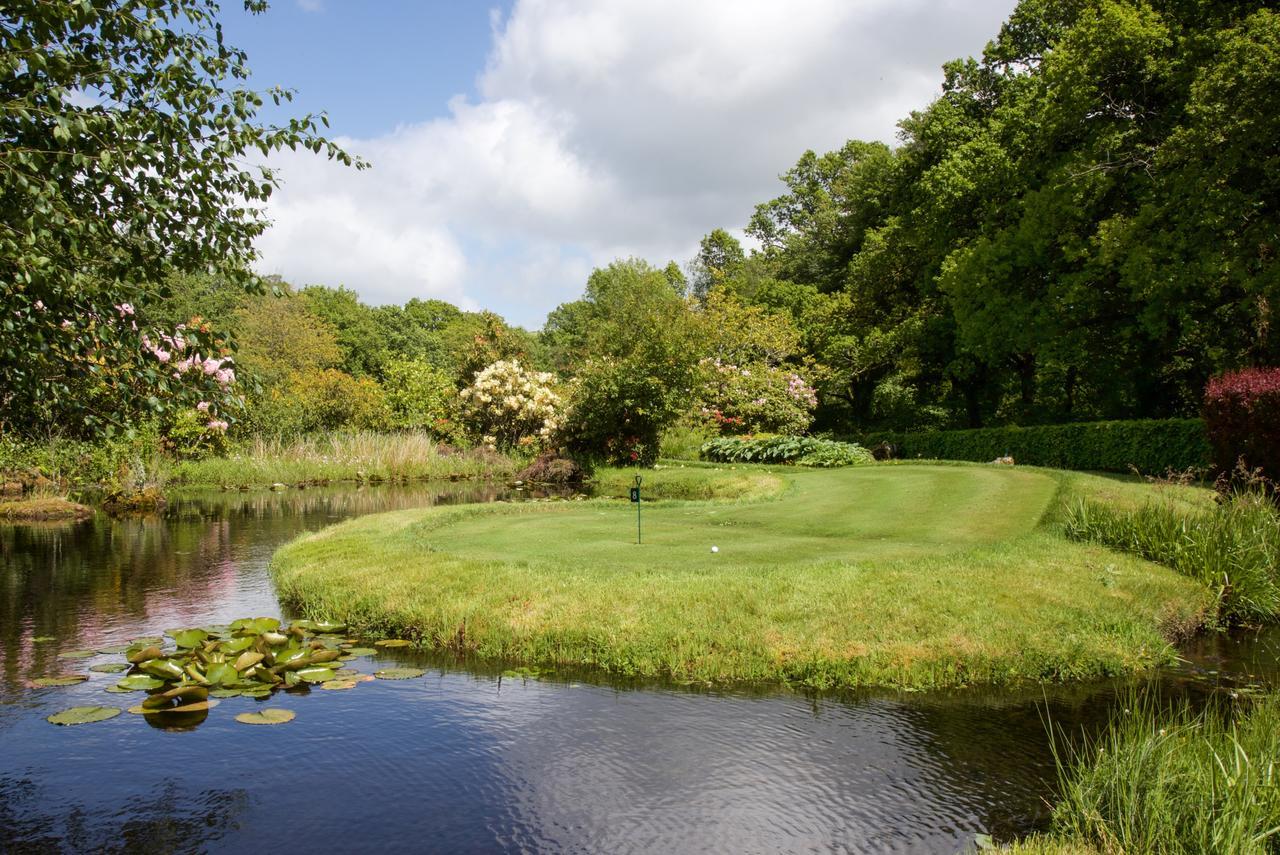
(858, 419, 1210, 474)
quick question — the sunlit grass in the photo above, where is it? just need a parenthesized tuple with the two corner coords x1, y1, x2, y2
(271, 463, 1211, 689)
(1041, 694, 1280, 855)
(167, 430, 518, 487)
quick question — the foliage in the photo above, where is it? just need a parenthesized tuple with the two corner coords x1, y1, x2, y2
(1046, 694, 1280, 855)
(458, 359, 559, 451)
(1063, 487, 1280, 624)
(554, 259, 705, 465)
(1204, 367, 1280, 484)
(659, 424, 714, 460)
(0, 0, 360, 436)
(695, 359, 817, 435)
(164, 407, 231, 460)
(381, 358, 454, 432)
(727, 2, 1280, 432)
(862, 418, 1210, 474)
(700, 435, 873, 467)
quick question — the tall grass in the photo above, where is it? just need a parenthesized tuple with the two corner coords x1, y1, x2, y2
(168, 430, 519, 487)
(1063, 492, 1280, 624)
(1046, 694, 1280, 855)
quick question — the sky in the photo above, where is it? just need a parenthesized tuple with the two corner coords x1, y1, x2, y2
(226, 0, 1019, 328)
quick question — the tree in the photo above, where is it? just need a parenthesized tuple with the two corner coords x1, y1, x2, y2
(0, 0, 363, 436)
(557, 259, 703, 465)
(689, 229, 744, 299)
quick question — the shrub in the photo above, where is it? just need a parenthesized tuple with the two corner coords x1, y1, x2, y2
(1063, 490, 1280, 624)
(164, 406, 230, 459)
(694, 358, 817, 435)
(458, 359, 560, 451)
(700, 435, 874, 467)
(1204, 367, 1280, 483)
(559, 357, 684, 466)
(383, 358, 454, 431)
(517, 452, 585, 484)
(860, 419, 1209, 474)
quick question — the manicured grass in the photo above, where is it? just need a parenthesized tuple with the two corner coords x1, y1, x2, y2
(271, 463, 1212, 689)
(167, 430, 518, 487)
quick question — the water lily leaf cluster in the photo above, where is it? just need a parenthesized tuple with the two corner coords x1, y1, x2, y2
(39, 617, 426, 726)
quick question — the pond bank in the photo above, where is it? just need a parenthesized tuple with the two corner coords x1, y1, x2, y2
(270, 463, 1213, 690)
(0, 496, 92, 521)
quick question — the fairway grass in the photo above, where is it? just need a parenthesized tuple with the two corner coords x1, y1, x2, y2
(270, 464, 1212, 689)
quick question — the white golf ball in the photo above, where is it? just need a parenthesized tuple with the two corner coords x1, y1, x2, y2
(710, 546, 719, 553)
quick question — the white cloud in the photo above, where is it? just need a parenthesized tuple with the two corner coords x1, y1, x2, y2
(295, 0, 323, 12)
(256, 0, 1018, 327)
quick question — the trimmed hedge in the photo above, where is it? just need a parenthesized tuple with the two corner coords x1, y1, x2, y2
(858, 418, 1210, 474)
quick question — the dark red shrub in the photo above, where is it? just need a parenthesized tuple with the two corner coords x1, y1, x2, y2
(1203, 367, 1280, 483)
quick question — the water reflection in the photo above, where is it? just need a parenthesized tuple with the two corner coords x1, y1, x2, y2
(1, 483, 1278, 853)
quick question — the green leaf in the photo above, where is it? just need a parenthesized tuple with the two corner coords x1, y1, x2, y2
(47, 706, 121, 726)
(235, 708, 295, 726)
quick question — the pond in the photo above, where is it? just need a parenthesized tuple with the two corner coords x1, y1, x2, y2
(2, 483, 1277, 854)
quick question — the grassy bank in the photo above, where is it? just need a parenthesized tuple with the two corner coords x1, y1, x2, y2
(1018, 694, 1280, 855)
(167, 431, 519, 487)
(271, 463, 1211, 689)
(1064, 489, 1280, 624)
(0, 496, 92, 521)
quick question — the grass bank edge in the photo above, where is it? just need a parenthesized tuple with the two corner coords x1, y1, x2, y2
(269, 463, 1212, 690)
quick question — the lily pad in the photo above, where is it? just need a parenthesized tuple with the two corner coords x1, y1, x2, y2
(239, 687, 272, 699)
(342, 647, 377, 657)
(32, 675, 89, 688)
(209, 688, 246, 699)
(320, 679, 358, 691)
(89, 663, 129, 674)
(116, 675, 165, 691)
(47, 706, 121, 726)
(57, 649, 96, 659)
(169, 628, 209, 649)
(295, 667, 336, 684)
(374, 668, 425, 680)
(130, 636, 164, 646)
(96, 644, 130, 655)
(309, 621, 347, 634)
(235, 708, 295, 726)
(103, 685, 133, 694)
(374, 639, 412, 648)
(32, 635, 57, 643)
(330, 668, 361, 679)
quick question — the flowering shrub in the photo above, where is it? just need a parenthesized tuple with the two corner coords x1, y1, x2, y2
(1204, 367, 1280, 484)
(164, 407, 231, 459)
(694, 358, 816, 435)
(458, 360, 560, 451)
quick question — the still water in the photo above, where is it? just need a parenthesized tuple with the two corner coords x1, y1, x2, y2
(2, 484, 1275, 854)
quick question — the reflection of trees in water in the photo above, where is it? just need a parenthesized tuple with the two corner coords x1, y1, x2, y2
(0, 483, 564, 689)
(0, 774, 248, 854)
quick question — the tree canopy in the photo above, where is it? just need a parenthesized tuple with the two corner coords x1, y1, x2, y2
(0, 0, 362, 434)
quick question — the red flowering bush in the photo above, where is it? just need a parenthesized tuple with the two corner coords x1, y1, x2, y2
(1204, 367, 1280, 483)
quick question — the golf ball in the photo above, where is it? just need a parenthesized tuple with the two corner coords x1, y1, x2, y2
(710, 546, 719, 553)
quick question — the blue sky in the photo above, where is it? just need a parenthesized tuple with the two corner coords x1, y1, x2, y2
(242, 0, 1020, 328)
(221, 1, 509, 137)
